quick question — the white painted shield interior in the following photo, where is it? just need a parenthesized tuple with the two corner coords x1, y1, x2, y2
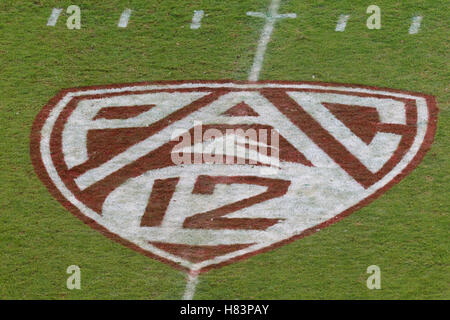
(63, 92, 208, 169)
(40, 83, 429, 272)
(287, 92, 404, 172)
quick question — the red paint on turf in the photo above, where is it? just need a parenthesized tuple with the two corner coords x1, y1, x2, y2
(184, 175, 290, 230)
(150, 242, 254, 263)
(93, 104, 155, 120)
(322, 102, 379, 145)
(222, 102, 259, 117)
(141, 177, 180, 227)
(30, 80, 439, 273)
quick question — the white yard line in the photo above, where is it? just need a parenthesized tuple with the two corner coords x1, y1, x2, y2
(118, 9, 132, 28)
(47, 8, 63, 27)
(182, 272, 200, 300)
(335, 14, 350, 32)
(409, 16, 423, 34)
(181, 0, 294, 299)
(190, 10, 205, 30)
(247, 0, 296, 81)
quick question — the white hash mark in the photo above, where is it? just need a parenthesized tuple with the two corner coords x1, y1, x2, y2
(118, 9, 132, 28)
(47, 8, 63, 27)
(409, 16, 423, 34)
(335, 14, 350, 32)
(190, 10, 205, 30)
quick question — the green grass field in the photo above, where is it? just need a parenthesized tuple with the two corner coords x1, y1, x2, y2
(0, 0, 448, 299)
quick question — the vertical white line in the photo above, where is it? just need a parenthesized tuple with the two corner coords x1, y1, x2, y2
(182, 272, 199, 300)
(181, 0, 285, 300)
(118, 9, 132, 28)
(409, 16, 423, 34)
(47, 8, 63, 27)
(190, 10, 205, 30)
(248, 0, 281, 81)
(335, 14, 350, 32)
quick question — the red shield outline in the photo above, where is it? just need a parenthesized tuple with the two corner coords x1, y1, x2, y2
(30, 80, 438, 273)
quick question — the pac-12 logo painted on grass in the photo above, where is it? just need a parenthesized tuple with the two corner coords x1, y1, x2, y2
(31, 81, 438, 273)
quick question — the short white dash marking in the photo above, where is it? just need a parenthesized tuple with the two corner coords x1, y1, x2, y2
(182, 272, 199, 300)
(47, 8, 63, 27)
(246, 11, 266, 19)
(409, 16, 423, 34)
(190, 10, 204, 30)
(276, 13, 297, 19)
(335, 14, 350, 32)
(247, 0, 296, 81)
(118, 9, 132, 28)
